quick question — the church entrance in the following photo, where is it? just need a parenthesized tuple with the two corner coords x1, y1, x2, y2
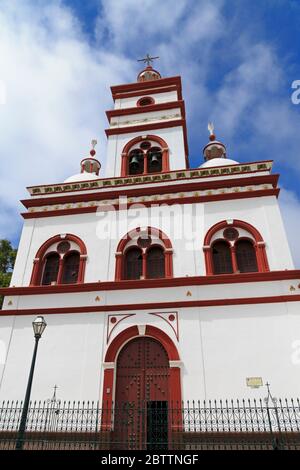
(113, 337, 170, 450)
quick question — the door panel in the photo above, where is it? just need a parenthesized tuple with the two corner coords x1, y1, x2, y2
(113, 337, 170, 449)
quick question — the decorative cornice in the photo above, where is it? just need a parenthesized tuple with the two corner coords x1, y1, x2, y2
(26, 161, 273, 197)
(106, 100, 185, 123)
(21, 188, 280, 219)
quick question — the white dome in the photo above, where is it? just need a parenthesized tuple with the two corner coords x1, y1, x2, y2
(64, 171, 102, 183)
(199, 157, 239, 168)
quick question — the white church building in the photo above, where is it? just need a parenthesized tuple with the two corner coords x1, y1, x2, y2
(0, 60, 300, 418)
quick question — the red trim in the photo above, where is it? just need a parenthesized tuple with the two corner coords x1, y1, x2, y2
(22, 189, 280, 219)
(106, 101, 185, 122)
(105, 326, 139, 361)
(2, 294, 300, 317)
(113, 85, 180, 101)
(102, 324, 181, 424)
(22, 175, 279, 208)
(104, 120, 186, 137)
(203, 219, 269, 274)
(115, 227, 173, 281)
(26, 160, 274, 195)
(111, 76, 182, 99)
(105, 325, 179, 362)
(3, 270, 299, 297)
(101, 368, 114, 429)
(30, 234, 87, 286)
(120, 134, 170, 177)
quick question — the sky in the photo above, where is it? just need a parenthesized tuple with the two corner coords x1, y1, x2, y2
(0, 0, 300, 265)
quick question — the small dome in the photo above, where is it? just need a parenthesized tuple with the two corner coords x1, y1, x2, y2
(63, 171, 102, 183)
(199, 157, 238, 168)
(137, 65, 161, 82)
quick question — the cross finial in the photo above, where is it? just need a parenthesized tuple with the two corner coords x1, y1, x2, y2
(137, 54, 159, 67)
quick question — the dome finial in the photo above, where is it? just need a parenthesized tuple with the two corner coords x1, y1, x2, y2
(137, 54, 161, 82)
(90, 139, 97, 157)
(203, 123, 227, 162)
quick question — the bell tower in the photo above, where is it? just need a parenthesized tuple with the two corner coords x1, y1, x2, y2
(104, 55, 189, 177)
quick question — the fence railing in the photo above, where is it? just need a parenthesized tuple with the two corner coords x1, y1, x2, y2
(0, 398, 300, 450)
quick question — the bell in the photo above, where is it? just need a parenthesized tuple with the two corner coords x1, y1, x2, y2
(150, 154, 160, 166)
(129, 156, 140, 169)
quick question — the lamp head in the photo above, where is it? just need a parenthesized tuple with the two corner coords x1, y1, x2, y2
(32, 316, 47, 338)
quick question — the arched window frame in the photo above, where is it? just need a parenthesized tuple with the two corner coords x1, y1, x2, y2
(30, 234, 87, 286)
(203, 220, 269, 275)
(120, 135, 170, 177)
(123, 246, 143, 280)
(115, 227, 173, 281)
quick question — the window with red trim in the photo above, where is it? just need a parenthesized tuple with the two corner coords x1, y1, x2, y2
(121, 136, 169, 177)
(203, 220, 269, 275)
(116, 228, 173, 281)
(30, 234, 87, 286)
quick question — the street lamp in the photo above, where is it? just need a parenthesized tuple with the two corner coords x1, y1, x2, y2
(15, 316, 47, 450)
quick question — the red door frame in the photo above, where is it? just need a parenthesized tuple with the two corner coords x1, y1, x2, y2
(102, 325, 182, 431)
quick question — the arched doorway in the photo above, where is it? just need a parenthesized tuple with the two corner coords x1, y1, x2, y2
(113, 337, 170, 450)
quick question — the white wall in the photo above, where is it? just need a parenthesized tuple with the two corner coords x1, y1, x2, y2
(1, 300, 300, 402)
(10, 193, 294, 288)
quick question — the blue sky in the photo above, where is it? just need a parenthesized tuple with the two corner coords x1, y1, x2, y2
(0, 0, 300, 265)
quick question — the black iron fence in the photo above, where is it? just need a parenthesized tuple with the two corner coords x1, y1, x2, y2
(0, 398, 300, 450)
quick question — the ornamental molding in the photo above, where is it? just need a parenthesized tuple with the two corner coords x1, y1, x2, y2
(27, 161, 273, 196)
(26, 184, 273, 214)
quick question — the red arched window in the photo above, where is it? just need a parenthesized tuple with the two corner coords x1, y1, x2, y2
(121, 135, 169, 177)
(203, 220, 269, 275)
(41, 253, 60, 285)
(146, 246, 165, 278)
(61, 251, 80, 284)
(212, 241, 233, 274)
(236, 240, 258, 273)
(115, 227, 173, 281)
(124, 247, 143, 280)
(30, 234, 87, 286)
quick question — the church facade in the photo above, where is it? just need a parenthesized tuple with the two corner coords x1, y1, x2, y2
(0, 62, 300, 415)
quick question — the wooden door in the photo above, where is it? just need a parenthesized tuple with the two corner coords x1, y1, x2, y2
(113, 337, 169, 449)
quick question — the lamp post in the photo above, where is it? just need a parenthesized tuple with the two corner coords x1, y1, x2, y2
(15, 316, 47, 450)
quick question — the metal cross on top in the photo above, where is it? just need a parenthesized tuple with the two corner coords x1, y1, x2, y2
(137, 53, 159, 66)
